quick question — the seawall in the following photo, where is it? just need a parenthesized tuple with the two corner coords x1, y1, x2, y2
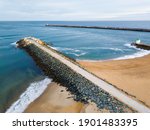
(17, 37, 150, 113)
(45, 24, 150, 33)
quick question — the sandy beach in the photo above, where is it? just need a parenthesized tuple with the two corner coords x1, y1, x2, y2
(25, 82, 101, 113)
(25, 52, 150, 113)
(78, 54, 150, 108)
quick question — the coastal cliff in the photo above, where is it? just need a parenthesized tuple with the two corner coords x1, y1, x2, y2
(17, 37, 147, 113)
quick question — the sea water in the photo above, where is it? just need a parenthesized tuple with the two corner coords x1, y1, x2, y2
(0, 21, 150, 112)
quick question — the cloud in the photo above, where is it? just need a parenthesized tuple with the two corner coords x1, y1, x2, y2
(0, 0, 150, 20)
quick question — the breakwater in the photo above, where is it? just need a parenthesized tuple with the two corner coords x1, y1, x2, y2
(17, 37, 150, 113)
(131, 43, 150, 50)
(45, 24, 150, 32)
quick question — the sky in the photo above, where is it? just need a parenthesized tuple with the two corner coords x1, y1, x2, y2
(0, 0, 150, 21)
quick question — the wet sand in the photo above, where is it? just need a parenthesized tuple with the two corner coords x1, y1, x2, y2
(25, 82, 101, 113)
(78, 54, 150, 107)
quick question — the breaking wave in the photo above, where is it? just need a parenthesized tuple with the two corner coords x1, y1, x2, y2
(6, 78, 52, 113)
(114, 43, 150, 60)
(115, 50, 150, 60)
(10, 42, 17, 47)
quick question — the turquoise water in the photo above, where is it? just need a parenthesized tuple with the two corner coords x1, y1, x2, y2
(0, 21, 150, 112)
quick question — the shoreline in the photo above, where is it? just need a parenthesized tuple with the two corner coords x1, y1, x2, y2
(8, 54, 150, 113)
(25, 82, 101, 113)
(78, 54, 150, 108)
(77, 50, 150, 62)
(6, 78, 52, 113)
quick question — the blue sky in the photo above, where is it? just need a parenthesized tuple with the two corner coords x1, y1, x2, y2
(0, 0, 150, 21)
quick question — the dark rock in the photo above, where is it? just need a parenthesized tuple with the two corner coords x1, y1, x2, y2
(46, 24, 150, 33)
(131, 42, 150, 50)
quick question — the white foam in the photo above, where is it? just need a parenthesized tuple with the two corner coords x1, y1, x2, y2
(53, 47, 78, 51)
(6, 78, 52, 113)
(79, 47, 126, 52)
(51, 47, 87, 57)
(124, 43, 135, 49)
(114, 50, 150, 60)
(124, 43, 147, 50)
(73, 52, 87, 57)
(10, 42, 17, 47)
(65, 52, 87, 57)
(113, 43, 150, 60)
(0, 42, 17, 49)
(109, 48, 123, 51)
(50, 46, 58, 50)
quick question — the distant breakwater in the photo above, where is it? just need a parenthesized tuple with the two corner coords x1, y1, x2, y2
(17, 37, 134, 113)
(45, 24, 150, 32)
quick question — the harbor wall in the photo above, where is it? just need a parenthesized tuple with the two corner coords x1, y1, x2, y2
(46, 24, 150, 33)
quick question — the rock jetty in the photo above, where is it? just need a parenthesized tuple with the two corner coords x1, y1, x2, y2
(131, 42, 150, 50)
(17, 37, 142, 113)
(45, 24, 150, 33)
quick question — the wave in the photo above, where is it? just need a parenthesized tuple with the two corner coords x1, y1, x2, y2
(0, 45, 10, 49)
(47, 28, 59, 31)
(0, 42, 17, 49)
(52, 47, 79, 51)
(52, 47, 87, 57)
(114, 50, 150, 60)
(77, 47, 123, 51)
(52, 46, 125, 52)
(50, 46, 57, 50)
(66, 52, 87, 57)
(124, 43, 139, 49)
(6, 78, 52, 113)
(10, 42, 17, 47)
(0, 34, 19, 38)
(113, 43, 150, 60)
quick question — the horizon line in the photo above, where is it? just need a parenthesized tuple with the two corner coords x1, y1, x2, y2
(0, 20, 150, 22)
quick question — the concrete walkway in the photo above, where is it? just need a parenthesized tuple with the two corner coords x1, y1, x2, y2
(28, 38, 150, 113)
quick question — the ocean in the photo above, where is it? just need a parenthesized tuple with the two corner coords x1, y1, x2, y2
(0, 21, 150, 112)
